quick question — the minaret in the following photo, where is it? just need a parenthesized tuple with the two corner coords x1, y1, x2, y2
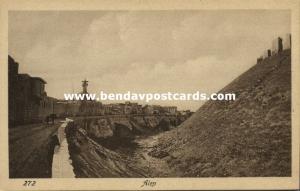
(80, 79, 89, 115)
(82, 79, 88, 93)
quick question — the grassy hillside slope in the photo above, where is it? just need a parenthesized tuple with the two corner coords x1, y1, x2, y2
(151, 49, 291, 177)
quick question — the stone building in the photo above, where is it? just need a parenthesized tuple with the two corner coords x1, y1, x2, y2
(8, 55, 55, 126)
(39, 96, 56, 120)
(142, 105, 154, 115)
(54, 100, 81, 117)
(8, 56, 19, 126)
(136, 104, 143, 114)
(124, 101, 141, 114)
(152, 105, 164, 114)
(163, 106, 177, 115)
(103, 104, 113, 115)
(54, 101, 68, 117)
(111, 103, 124, 115)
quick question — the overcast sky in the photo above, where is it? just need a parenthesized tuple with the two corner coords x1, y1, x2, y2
(8, 10, 290, 110)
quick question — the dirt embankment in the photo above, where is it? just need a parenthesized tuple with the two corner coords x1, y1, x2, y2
(149, 50, 291, 177)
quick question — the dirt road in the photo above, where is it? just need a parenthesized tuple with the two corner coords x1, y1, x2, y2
(9, 122, 60, 178)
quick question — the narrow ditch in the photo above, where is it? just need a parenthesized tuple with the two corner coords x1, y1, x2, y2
(51, 119, 75, 178)
(64, 116, 180, 177)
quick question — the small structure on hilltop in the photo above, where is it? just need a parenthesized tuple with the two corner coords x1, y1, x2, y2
(278, 37, 283, 53)
(257, 34, 291, 64)
(268, 49, 271, 57)
(257, 56, 263, 63)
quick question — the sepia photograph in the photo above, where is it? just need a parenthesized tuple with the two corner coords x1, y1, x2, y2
(0, 0, 299, 190)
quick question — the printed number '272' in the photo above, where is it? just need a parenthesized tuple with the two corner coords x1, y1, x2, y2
(23, 180, 36, 186)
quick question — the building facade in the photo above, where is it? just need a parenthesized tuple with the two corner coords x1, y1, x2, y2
(163, 106, 177, 115)
(8, 56, 55, 126)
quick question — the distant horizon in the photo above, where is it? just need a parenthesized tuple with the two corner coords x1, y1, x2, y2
(9, 10, 291, 110)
